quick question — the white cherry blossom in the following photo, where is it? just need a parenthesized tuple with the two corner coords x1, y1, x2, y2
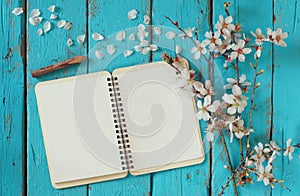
(224, 74, 251, 90)
(222, 85, 248, 115)
(12, 7, 23, 16)
(215, 15, 235, 36)
(251, 28, 267, 45)
(128, 9, 137, 20)
(230, 40, 252, 62)
(202, 31, 222, 52)
(283, 138, 295, 160)
(190, 40, 207, 59)
(257, 164, 273, 186)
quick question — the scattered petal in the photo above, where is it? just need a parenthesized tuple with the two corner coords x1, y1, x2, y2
(95, 50, 104, 60)
(128, 9, 137, 20)
(116, 31, 126, 41)
(44, 21, 51, 33)
(30, 9, 41, 18)
(144, 15, 150, 24)
(149, 44, 158, 51)
(92, 32, 104, 41)
(50, 14, 58, 20)
(12, 7, 23, 16)
(107, 44, 116, 55)
(29, 17, 43, 26)
(77, 34, 85, 45)
(57, 20, 66, 28)
(123, 49, 133, 57)
(153, 27, 161, 35)
(67, 38, 73, 46)
(37, 28, 43, 36)
(176, 45, 182, 54)
(165, 31, 176, 39)
(64, 22, 72, 30)
(48, 5, 56, 12)
(128, 33, 135, 40)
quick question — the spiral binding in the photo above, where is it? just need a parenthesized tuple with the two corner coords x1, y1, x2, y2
(107, 76, 134, 171)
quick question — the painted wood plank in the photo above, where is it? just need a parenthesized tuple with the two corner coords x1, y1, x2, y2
(0, 0, 25, 195)
(87, 0, 151, 195)
(212, 0, 273, 195)
(26, 0, 88, 195)
(151, 0, 211, 195)
(273, 0, 300, 195)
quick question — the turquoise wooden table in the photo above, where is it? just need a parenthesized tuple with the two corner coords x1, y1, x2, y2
(1, 0, 299, 195)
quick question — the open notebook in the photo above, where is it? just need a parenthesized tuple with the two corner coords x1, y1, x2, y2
(35, 61, 204, 189)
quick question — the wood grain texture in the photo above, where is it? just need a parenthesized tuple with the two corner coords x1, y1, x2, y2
(151, 0, 211, 195)
(87, 0, 151, 195)
(0, 0, 25, 195)
(212, 0, 273, 195)
(26, 0, 87, 195)
(273, 0, 300, 195)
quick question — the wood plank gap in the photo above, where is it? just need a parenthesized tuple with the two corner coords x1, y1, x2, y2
(270, 0, 275, 141)
(23, 0, 28, 195)
(208, 1, 214, 195)
(149, 0, 153, 63)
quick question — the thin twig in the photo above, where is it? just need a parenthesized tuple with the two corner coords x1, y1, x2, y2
(220, 131, 239, 196)
(246, 59, 258, 156)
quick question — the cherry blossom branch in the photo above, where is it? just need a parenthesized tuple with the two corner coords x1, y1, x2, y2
(246, 60, 259, 156)
(219, 158, 246, 196)
(165, 16, 211, 66)
(220, 130, 238, 195)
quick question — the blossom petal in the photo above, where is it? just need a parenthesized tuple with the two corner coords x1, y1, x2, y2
(227, 106, 237, 115)
(95, 50, 104, 60)
(12, 7, 23, 16)
(153, 27, 162, 35)
(128, 9, 137, 20)
(128, 33, 135, 40)
(50, 14, 58, 20)
(230, 51, 238, 60)
(176, 45, 182, 54)
(77, 34, 85, 45)
(238, 54, 245, 62)
(165, 31, 176, 39)
(116, 31, 126, 41)
(37, 28, 43, 36)
(44, 21, 51, 33)
(57, 20, 66, 28)
(144, 15, 150, 24)
(92, 32, 104, 41)
(232, 85, 242, 96)
(30, 9, 40, 17)
(107, 44, 116, 55)
(242, 48, 252, 54)
(67, 38, 73, 46)
(48, 5, 55, 12)
(123, 49, 133, 57)
(64, 22, 72, 30)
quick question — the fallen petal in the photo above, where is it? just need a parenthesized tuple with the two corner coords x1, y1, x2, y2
(64, 22, 72, 30)
(149, 44, 158, 51)
(92, 32, 104, 41)
(57, 20, 66, 28)
(50, 14, 58, 20)
(128, 33, 135, 40)
(30, 9, 40, 18)
(44, 21, 51, 33)
(107, 44, 116, 55)
(95, 50, 104, 59)
(37, 28, 43, 36)
(165, 31, 176, 39)
(144, 15, 150, 24)
(12, 7, 23, 16)
(176, 45, 182, 54)
(29, 17, 43, 26)
(67, 38, 73, 46)
(116, 31, 126, 41)
(153, 27, 161, 35)
(77, 34, 85, 44)
(123, 49, 133, 57)
(128, 9, 137, 20)
(48, 5, 56, 12)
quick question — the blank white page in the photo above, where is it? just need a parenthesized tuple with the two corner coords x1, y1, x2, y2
(35, 72, 124, 185)
(113, 62, 204, 171)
